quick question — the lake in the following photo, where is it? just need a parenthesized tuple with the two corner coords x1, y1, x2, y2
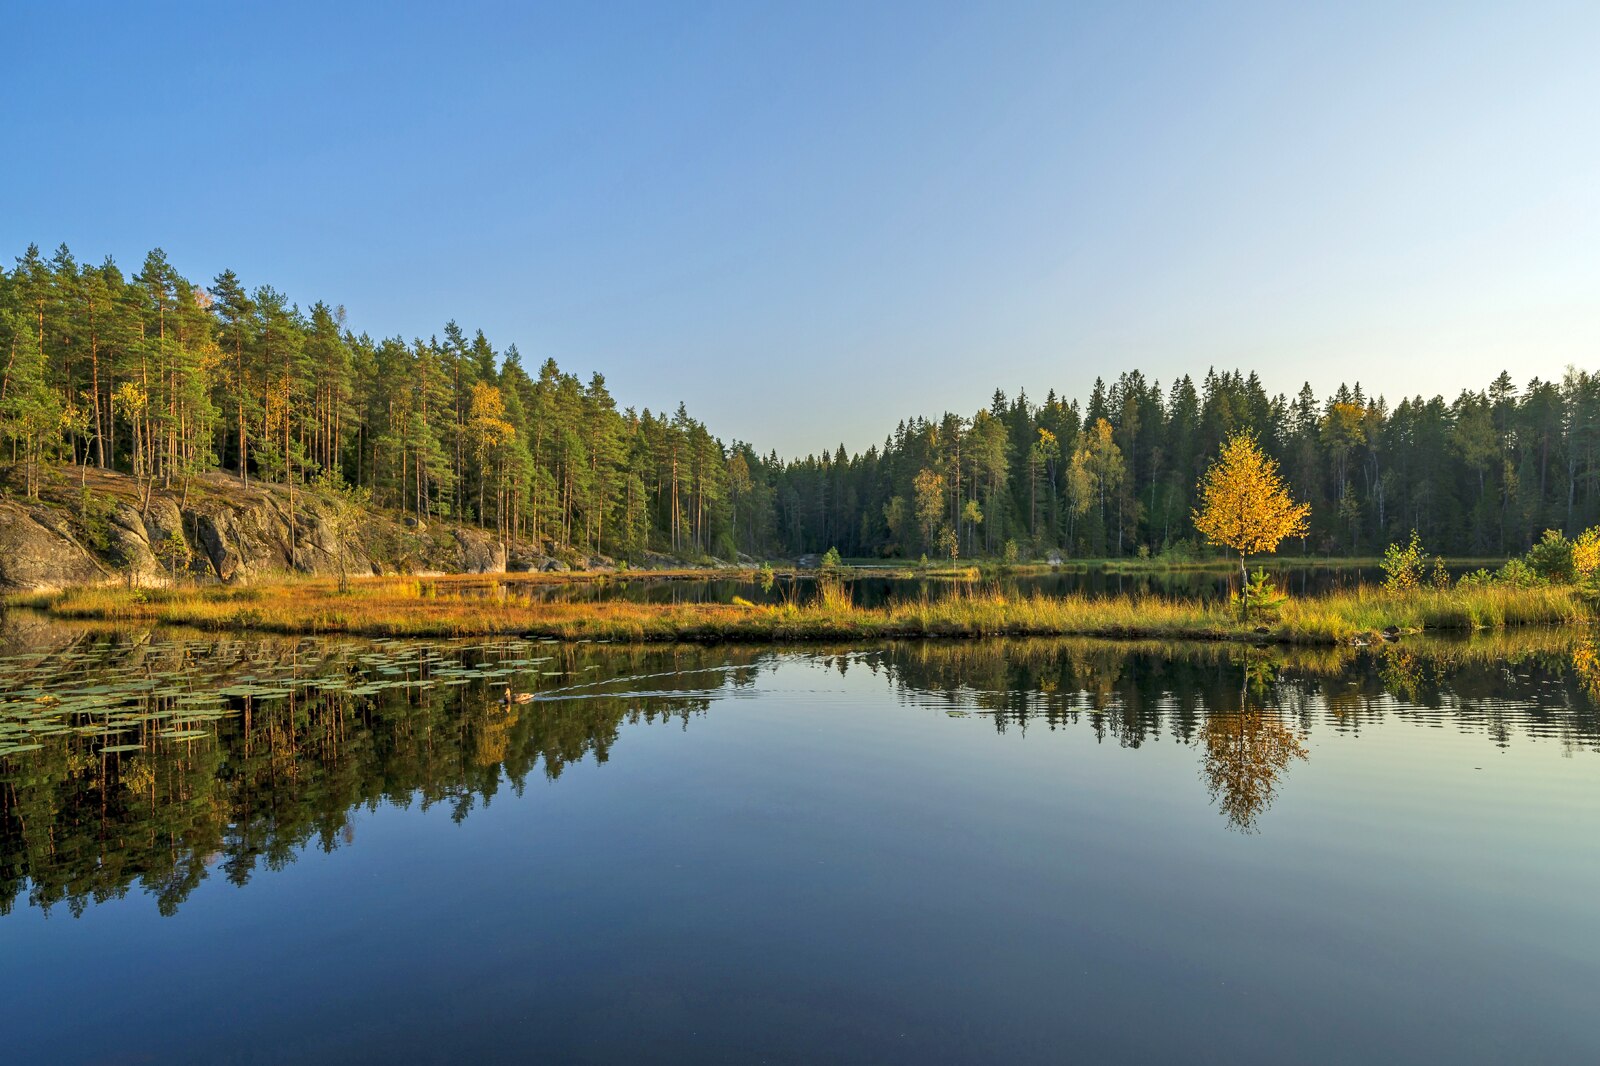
(2, 617, 1597, 1063)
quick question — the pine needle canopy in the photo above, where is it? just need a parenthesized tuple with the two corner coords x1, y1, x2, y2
(1192, 431, 1311, 557)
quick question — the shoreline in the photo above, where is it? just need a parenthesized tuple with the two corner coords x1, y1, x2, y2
(6, 575, 1589, 647)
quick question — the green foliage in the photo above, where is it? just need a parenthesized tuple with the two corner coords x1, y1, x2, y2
(1459, 559, 1546, 590)
(1002, 539, 1019, 566)
(1381, 530, 1429, 592)
(10, 240, 1600, 568)
(1231, 567, 1288, 622)
(1157, 538, 1199, 563)
(1428, 556, 1451, 589)
(1458, 526, 1600, 593)
(820, 546, 842, 570)
(1524, 529, 1576, 583)
(75, 488, 115, 553)
(153, 532, 192, 581)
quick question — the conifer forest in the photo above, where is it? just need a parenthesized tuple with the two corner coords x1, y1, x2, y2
(4, 241, 1598, 562)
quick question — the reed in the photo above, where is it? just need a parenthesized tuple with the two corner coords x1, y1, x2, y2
(10, 575, 1590, 646)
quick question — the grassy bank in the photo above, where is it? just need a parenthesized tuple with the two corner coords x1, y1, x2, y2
(6, 575, 1589, 645)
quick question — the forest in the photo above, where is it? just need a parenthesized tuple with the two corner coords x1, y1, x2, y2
(4, 240, 1599, 563)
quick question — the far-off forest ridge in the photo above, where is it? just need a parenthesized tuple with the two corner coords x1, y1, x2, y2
(2, 240, 1597, 590)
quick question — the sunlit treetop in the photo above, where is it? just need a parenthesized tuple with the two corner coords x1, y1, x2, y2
(1192, 431, 1311, 560)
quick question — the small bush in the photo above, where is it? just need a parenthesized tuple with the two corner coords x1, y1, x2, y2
(1381, 530, 1429, 592)
(1429, 557, 1451, 589)
(1494, 557, 1544, 589)
(1232, 567, 1288, 622)
(1158, 538, 1199, 564)
(75, 488, 116, 553)
(153, 532, 192, 582)
(1572, 528, 1600, 581)
(1525, 529, 1575, 583)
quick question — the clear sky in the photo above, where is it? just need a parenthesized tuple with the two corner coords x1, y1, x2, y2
(8, 1, 1598, 457)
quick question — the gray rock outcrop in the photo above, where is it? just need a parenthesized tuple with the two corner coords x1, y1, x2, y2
(0, 472, 516, 592)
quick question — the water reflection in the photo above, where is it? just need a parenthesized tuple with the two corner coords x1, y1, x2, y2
(864, 632, 1600, 752)
(2, 619, 1599, 916)
(436, 561, 1470, 608)
(1201, 707, 1308, 832)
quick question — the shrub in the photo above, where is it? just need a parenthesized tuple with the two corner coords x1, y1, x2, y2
(1381, 530, 1428, 592)
(75, 488, 115, 553)
(1572, 527, 1600, 581)
(1494, 558, 1544, 589)
(1525, 529, 1575, 583)
(153, 532, 192, 582)
(1158, 538, 1199, 563)
(1232, 567, 1288, 622)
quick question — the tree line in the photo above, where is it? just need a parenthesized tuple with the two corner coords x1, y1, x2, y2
(779, 369, 1600, 562)
(0, 242, 750, 560)
(4, 240, 1598, 561)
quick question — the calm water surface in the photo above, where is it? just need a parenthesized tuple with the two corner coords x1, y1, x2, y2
(1, 616, 1597, 1064)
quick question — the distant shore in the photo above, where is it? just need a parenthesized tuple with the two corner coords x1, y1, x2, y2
(7, 574, 1588, 647)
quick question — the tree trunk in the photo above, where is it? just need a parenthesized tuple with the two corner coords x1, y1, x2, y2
(1240, 552, 1248, 621)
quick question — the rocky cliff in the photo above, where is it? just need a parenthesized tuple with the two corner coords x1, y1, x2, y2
(0, 470, 524, 593)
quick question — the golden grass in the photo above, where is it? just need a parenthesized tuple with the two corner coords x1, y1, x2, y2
(8, 574, 1591, 646)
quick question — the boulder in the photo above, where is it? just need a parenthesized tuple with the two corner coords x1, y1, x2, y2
(108, 503, 162, 584)
(0, 500, 106, 593)
(191, 508, 246, 582)
(451, 528, 507, 574)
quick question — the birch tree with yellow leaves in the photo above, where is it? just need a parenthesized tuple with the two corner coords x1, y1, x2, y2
(1193, 431, 1311, 618)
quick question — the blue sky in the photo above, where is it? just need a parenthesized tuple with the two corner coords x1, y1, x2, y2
(8, 1, 1598, 456)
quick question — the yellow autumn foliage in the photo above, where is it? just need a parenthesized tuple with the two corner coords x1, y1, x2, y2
(1192, 431, 1311, 561)
(1572, 528, 1600, 581)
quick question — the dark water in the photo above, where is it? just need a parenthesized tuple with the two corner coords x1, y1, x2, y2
(2, 618, 1598, 1064)
(484, 562, 1469, 608)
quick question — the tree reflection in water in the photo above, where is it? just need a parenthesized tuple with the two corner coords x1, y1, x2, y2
(2, 621, 1599, 915)
(1197, 649, 1308, 833)
(1202, 710, 1307, 832)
